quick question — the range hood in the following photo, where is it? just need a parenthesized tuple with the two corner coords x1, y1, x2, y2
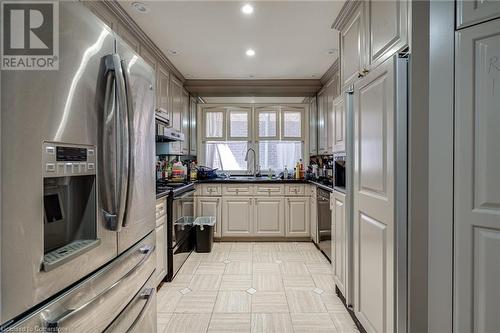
(156, 118, 184, 142)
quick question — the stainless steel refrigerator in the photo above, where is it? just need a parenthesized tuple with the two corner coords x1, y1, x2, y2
(1, 2, 156, 331)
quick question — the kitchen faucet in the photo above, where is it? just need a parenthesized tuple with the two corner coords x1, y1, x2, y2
(244, 147, 258, 177)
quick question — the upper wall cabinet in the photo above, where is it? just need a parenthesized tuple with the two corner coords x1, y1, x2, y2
(157, 65, 171, 124)
(169, 76, 183, 132)
(333, 95, 346, 153)
(456, 0, 500, 29)
(367, 0, 408, 69)
(181, 89, 190, 155)
(189, 97, 198, 156)
(309, 97, 318, 156)
(335, 0, 408, 89)
(339, 1, 367, 88)
(116, 23, 141, 53)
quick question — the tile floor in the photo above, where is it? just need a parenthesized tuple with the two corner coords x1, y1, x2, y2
(157, 242, 359, 333)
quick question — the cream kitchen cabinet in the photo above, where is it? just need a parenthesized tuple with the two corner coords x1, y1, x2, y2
(196, 184, 222, 196)
(196, 197, 222, 238)
(332, 190, 346, 296)
(317, 90, 328, 154)
(456, 0, 500, 29)
(222, 184, 253, 196)
(310, 186, 318, 243)
(222, 196, 253, 237)
(326, 79, 335, 154)
(156, 65, 170, 124)
(338, 1, 367, 88)
(285, 184, 306, 196)
(189, 97, 197, 155)
(116, 23, 140, 53)
(169, 75, 183, 132)
(181, 89, 190, 155)
(155, 223, 166, 285)
(309, 97, 318, 156)
(285, 197, 310, 237)
(366, 0, 408, 70)
(454, 19, 500, 333)
(155, 197, 167, 285)
(253, 197, 285, 237)
(333, 95, 346, 153)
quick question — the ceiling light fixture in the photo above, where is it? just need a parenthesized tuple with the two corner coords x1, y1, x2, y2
(246, 49, 255, 57)
(167, 49, 180, 56)
(241, 4, 254, 15)
(131, 2, 149, 13)
(327, 48, 337, 55)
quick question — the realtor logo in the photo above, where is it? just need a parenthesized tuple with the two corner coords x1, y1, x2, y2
(1, 1, 59, 70)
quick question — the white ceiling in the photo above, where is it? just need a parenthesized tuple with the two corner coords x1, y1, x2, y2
(120, 1, 343, 80)
(202, 96, 306, 103)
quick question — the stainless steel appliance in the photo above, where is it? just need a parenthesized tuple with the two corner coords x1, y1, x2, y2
(1, 2, 156, 330)
(156, 118, 185, 142)
(160, 182, 195, 281)
(317, 188, 332, 261)
(334, 153, 346, 191)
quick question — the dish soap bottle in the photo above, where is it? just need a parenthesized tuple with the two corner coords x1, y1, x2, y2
(283, 165, 288, 179)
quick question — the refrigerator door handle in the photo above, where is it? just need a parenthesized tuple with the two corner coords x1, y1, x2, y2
(43, 245, 155, 331)
(121, 58, 134, 228)
(101, 54, 130, 231)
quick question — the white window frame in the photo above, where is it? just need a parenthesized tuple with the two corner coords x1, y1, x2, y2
(280, 106, 305, 141)
(227, 106, 252, 140)
(255, 106, 280, 141)
(198, 103, 307, 175)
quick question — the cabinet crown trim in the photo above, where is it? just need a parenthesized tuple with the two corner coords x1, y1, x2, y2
(331, 0, 363, 30)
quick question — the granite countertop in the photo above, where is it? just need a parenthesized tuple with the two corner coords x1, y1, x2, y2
(196, 177, 335, 192)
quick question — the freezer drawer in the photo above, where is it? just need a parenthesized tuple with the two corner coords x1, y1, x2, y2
(5, 232, 156, 333)
(104, 272, 157, 333)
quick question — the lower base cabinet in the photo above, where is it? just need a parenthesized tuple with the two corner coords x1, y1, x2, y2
(332, 191, 346, 295)
(195, 196, 222, 238)
(254, 197, 285, 236)
(285, 197, 310, 237)
(155, 224, 166, 285)
(222, 196, 253, 237)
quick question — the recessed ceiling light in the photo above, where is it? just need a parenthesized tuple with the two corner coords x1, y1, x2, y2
(246, 49, 255, 57)
(167, 49, 180, 56)
(241, 4, 254, 15)
(327, 48, 337, 55)
(249, 75, 255, 78)
(131, 2, 149, 13)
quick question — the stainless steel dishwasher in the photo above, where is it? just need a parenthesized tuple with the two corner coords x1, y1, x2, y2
(317, 188, 332, 261)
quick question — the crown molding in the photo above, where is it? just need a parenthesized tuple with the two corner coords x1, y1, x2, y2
(332, 0, 363, 31)
(101, 0, 186, 82)
(320, 59, 339, 86)
(184, 79, 323, 97)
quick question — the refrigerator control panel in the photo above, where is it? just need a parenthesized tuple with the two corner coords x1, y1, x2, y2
(43, 142, 96, 177)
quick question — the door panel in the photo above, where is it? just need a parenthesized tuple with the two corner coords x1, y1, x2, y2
(341, 3, 366, 87)
(333, 96, 346, 153)
(222, 197, 253, 237)
(455, 20, 500, 332)
(368, 0, 407, 69)
(334, 196, 346, 294)
(254, 198, 284, 236)
(116, 39, 156, 253)
(457, 0, 500, 29)
(285, 197, 310, 237)
(353, 56, 395, 333)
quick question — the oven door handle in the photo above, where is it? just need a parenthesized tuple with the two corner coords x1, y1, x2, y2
(174, 189, 195, 200)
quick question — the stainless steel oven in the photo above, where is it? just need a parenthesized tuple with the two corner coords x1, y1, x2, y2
(166, 183, 195, 281)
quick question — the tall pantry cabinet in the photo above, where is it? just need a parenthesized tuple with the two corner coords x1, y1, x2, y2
(454, 12, 500, 333)
(333, 0, 409, 332)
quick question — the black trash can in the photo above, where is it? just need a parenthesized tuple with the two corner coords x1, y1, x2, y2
(194, 217, 216, 253)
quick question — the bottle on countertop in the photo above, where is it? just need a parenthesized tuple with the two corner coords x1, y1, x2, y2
(283, 165, 289, 179)
(295, 162, 300, 179)
(299, 158, 304, 179)
(190, 161, 197, 180)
